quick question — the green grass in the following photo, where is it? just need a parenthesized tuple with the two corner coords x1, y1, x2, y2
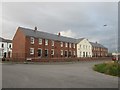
(93, 62, 120, 77)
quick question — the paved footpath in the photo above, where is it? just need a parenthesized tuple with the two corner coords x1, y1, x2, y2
(2, 60, 119, 88)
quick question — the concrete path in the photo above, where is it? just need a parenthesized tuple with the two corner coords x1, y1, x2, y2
(2, 60, 118, 88)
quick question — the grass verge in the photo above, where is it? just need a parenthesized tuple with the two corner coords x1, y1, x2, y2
(93, 61, 120, 77)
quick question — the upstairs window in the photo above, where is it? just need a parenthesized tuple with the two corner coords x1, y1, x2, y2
(39, 38, 42, 45)
(65, 43, 68, 47)
(73, 44, 75, 48)
(30, 37, 34, 44)
(1, 43, 4, 48)
(45, 39, 48, 45)
(69, 43, 71, 48)
(61, 42, 63, 47)
(30, 48, 34, 55)
(9, 44, 11, 48)
(52, 41, 54, 46)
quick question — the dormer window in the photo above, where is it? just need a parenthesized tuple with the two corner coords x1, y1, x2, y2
(30, 37, 34, 44)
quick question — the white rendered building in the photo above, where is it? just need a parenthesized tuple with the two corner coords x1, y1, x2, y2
(76, 38, 92, 57)
(0, 37, 12, 59)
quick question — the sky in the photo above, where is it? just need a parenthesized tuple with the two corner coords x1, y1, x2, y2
(1, 2, 118, 52)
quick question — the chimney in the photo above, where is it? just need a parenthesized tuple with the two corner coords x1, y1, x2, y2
(34, 26, 37, 32)
(58, 32, 61, 36)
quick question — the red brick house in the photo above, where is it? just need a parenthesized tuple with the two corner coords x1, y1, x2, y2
(90, 42, 108, 57)
(12, 27, 77, 61)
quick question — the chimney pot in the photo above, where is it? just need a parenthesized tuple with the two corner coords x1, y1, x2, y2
(34, 26, 37, 31)
(58, 32, 61, 36)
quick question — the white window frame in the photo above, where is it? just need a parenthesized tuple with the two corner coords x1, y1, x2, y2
(69, 43, 71, 48)
(61, 50, 63, 55)
(73, 44, 75, 48)
(30, 37, 34, 44)
(52, 40, 54, 46)
(61, 42, 63, 47)
(45, 49, 48, 57)
(38, 48, 42, 57)
(45, 39, 48, 45)
(30, 48, 34, 55)
(51, 49, 54, 55)
(38, 38, 42, 45)
(65, 42, 68, 47)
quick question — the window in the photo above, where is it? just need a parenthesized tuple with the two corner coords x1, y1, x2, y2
(30, 37, 34, 44)
(61, 50, 63, 55)
(61, 42, 63, 47)
(73, 44, 75, 48)
(83, 45, 85, 49)
(80, 45, 81, 48)
(45, 49, 48, 57)
(38, 48, 42, 57)
(69, 43, 71, 48)
(65, 50, 68, 57)
(9, 44, 11, 48)
(65, 43, 68, 47)
(1, 43, 4, 48)
(39, 38, 42, 45)
(51, 49, 54, 55)
(30, 48, 34, 55)
(68, 50, 72, 57)
(73, 51, 76, 56)
(52, 41, 54, 46)
(45, 39, 48, 45)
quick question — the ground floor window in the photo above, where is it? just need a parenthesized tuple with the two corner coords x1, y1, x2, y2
(51, 49, 54, 55)
(30, 48, 34, 55)
(65, 50, 68, 57)
(68, 51, 72, 57)
(38, 48, 42, 57)
(45, 49, 48, 57)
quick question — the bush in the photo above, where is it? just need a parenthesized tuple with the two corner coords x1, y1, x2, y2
(93, 62, 120, 77)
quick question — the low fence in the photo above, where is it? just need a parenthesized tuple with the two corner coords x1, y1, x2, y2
(4, 57, 112, 63)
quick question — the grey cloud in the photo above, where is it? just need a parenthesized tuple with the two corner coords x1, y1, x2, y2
(2, 2, 118, 52)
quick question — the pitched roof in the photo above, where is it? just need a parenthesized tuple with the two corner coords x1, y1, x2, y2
(90, 42, 107, 49)
(76, 38, 87, 43)
(0, 37, 12, 43)
(18, 27, 77, 43)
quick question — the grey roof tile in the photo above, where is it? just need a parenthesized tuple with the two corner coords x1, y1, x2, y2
(0, 37, 12, 43)
(90, 42, 107, 49)
(19, 27, 77, 43)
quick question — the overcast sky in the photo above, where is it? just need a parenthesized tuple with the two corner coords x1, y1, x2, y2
(2, 2, 118, 52)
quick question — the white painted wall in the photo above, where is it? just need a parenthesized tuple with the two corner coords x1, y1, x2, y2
(77, 39, 92, 57)
(0, 42, 12, 58)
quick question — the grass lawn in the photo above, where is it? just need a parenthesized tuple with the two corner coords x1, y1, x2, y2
(93, 61, 120, 77)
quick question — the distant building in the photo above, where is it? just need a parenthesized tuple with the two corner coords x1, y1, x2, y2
(0, 37, 12, 59)
(90, 42, 108, 57)
(12, 27, 77, 61)
(76, 38, 92, 57)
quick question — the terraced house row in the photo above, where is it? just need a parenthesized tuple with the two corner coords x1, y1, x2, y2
(12, 27, 108, 61)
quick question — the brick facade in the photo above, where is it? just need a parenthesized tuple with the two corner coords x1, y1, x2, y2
(12, 27, 77, 61)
